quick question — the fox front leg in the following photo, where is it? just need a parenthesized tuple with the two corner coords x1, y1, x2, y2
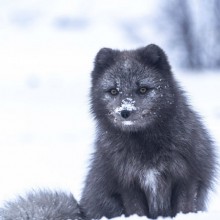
(140, 169, 172, 219)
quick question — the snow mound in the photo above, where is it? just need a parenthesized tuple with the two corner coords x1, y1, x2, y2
(101, 212, 220, 220)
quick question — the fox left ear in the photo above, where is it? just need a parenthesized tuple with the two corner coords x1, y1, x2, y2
(94, 48, 119, 72)
(92, 47, 119, 82)
(138, 44, 171, 71)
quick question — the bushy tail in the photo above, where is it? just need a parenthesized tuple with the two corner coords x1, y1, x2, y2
(0, 190, 83, 220)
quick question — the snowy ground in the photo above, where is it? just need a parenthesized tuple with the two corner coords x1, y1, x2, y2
(0, 0, 220, 219)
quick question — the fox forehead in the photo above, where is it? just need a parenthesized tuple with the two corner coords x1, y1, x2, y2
(100, 74, 158, 90)
(123, 59, 132, 70)
(98, 58, 162, 90)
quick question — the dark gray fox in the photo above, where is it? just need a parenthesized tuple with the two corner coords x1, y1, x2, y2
(0, 45, 217, 220)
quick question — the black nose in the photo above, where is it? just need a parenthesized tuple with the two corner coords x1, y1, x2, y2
(121, 110, 131, 119)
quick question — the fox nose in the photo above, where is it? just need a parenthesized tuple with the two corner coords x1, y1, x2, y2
(121, 110, 131, 119)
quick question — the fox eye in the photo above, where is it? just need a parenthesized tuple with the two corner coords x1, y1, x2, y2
(109, 88, 118, 95)
(139, 87, 148, 94)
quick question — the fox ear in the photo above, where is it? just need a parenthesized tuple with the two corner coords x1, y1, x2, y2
(94, 48, 118, 72)
(138, 44, 170, 70)
(92, 47, 120, 82)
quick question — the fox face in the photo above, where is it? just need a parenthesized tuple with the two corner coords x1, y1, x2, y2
(91, 45, 176, 132)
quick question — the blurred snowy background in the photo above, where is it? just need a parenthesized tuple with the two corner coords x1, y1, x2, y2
(0, 0, 220, 219)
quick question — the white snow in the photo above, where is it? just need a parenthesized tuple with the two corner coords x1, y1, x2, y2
(0, 1, 220, 219)
(122, 121, 134, 126)
(115, 98, 137, 113)
(123, 59, 132, 70)
(101, 212, 220, 220)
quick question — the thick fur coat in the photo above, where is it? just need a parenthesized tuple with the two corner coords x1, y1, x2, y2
(80, 44, 216, 219)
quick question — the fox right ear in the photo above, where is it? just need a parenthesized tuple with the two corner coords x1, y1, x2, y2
(94, 48, 118, 73)
(138, 44, 171, 71)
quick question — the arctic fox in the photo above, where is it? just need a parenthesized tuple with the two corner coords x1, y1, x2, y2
(0, 44, 217, 220)
(80, 44, 217, 219)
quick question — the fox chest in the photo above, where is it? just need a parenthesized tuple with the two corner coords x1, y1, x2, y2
(114, 155, 161, 194)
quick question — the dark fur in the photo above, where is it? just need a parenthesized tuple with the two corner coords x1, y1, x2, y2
(0, 190, 82, 220)
(80, 44, 217, 219)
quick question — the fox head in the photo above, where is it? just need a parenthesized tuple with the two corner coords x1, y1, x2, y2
(90, 44, 178, 132)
